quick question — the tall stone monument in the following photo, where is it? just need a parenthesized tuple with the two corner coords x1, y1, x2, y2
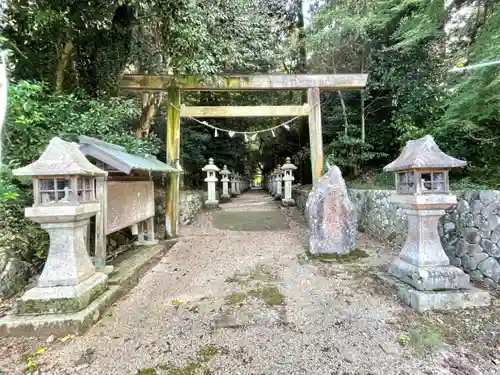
(305, 164, 357, 254)
(380, 134, 490, 312)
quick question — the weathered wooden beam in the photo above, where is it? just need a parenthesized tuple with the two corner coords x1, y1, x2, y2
(308, 87, 324, 184)
(180, 105, 310, 118)
(120, 74, 368, 92)
(165, 87, 181, 238)
(94, 176, 107, 269)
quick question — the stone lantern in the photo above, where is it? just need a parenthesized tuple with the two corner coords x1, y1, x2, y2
(230, 171, 237, 197)
(202, 158, 220, 208)
(274, 165, 283, 200)
(281, 157, 297, 206)
(381, 134, 490, 312)
(270, 169, 277, 196)
(11, 137, 108, 316)
(219, 165, 231, 202)
(235, 173, 241, 195)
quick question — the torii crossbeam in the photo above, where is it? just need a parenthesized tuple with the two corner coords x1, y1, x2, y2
(120, 73, 368, 238)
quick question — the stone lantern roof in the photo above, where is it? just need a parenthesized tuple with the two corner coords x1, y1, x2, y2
(281, 157, 297, 171)
(219, 165, 231, 175)
(383, 135, 467, 172)
(202, 158, 220, 172)
(13, 137, 107, 177)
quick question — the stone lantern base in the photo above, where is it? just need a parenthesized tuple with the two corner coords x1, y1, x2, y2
(220, 194, 231, 202)
(378, 199, 490, 313)
(377, 273, 490, 313)
(16, 272, 108, 315)
(204, 200, 219, 209)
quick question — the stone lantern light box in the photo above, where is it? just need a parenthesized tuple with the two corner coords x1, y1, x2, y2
(19, 140, 102, 207)
(387, 137, 460, 197)
(381, 134, 490, 312)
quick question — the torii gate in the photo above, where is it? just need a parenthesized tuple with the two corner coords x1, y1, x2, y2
(120, 73, 368, 238)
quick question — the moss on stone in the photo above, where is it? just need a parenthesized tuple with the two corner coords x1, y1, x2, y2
(16, 280, 108, 315)
(306, 248, 369, 263)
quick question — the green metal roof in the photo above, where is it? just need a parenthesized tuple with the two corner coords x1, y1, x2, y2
(78, 136, 180, 174)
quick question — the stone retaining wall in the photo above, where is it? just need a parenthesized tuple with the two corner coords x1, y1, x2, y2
(154, 189, 204, 227)
(292, 186, 500, 287)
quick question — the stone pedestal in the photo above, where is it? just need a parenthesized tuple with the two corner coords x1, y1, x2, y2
(205, 177, 219, 208)
(382, 194, 490, 311)
(37, 219, 98, 288)
(230, 176, 238, 197)
(282, 179, 294, 206)
(389, 209, 471, 290)
(11, 204, 109, 318)
(274, 177, 282, 200)
(220, 165, 231, 202)
(234, 174, 241, 195)
(271, 170, 277, 196)
(221, 178, 231, 201)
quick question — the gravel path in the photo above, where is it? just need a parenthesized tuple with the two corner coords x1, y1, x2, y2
(1, 190, 499, 375)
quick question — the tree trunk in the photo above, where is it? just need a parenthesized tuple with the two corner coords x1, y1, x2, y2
(135, 93, 163, 139)
(338, 90, 349, 135)
(54, 38, 74, 92)
(296, 0, 311, 184)
(360, 43, 366, 143)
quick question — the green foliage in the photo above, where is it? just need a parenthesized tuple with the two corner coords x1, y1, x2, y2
(325, 134, 387, 176)
(305, 0, 500, 188)
(436, 5, 500, 178)
(0, 167, 49, 270)
(3, 81, 159, 170)
(1, 81, 159, 273)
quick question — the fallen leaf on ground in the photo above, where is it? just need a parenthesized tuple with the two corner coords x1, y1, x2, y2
(34, 347, 45, 355)
(59, 335, 74, 343)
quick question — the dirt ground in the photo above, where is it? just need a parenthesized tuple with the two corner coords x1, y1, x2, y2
(1, 190, 499, 375)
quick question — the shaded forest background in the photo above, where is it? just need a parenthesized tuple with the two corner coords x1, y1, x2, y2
(1, 0, 500, 268)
